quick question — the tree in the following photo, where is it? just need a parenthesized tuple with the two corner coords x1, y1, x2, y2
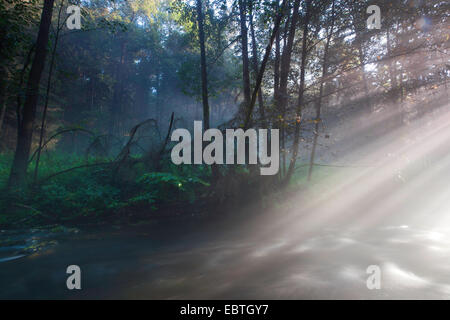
(196, 0, 210, 131)
(238, 0, 251, 112)
(8, 0, 55, 188)
(243, 0, 287, 130)
(34, 0, 66, 182)
(307, 0, 336, 181)
(248, 0, 265, 123)
(276, 0, 301, 178)
(285, 0, 311, 183)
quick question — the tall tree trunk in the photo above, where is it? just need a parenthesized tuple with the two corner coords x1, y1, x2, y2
(386, 28, 402, 127)
(0, 7, 10, 138)
(277, 0, 300, 103)
(110, 39, 127, 136)
(350, 6, 371, 113)
(196, 0, 220, 180)
(357, 39, 371, 107)
(8, 0, 55, 188)
(307, 0, 335, 181)
(276, 0, 301, 179)
(273, 1, 281, 178)
(274, 3, 281, 102)
(34, 0, 65, 182)
(0, 65, 8, 139)
(196, 0, 210, 130)
(0, 101, 6, 139)
(238, 0, 251, 112)
(285, 0, 311, 183)
(249, 3, 265, 124)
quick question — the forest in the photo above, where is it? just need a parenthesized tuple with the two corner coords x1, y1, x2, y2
(0, 0, 449, 300)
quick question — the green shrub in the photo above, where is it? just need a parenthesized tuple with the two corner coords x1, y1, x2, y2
(0, 152, 213, 225)
(132, 171, 210, 206)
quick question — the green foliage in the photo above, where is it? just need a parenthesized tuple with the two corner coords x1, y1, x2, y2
(132, 171, 210, 206)
(33, 178, 124, 218)
(0, 0, 40, 62)
(0, 153, 12, 188)
(0, 153, 212, 226)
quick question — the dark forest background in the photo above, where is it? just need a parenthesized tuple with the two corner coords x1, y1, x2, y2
(0, 0, 448, 227)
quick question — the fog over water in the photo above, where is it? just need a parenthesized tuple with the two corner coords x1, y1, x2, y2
(1, 92, 449, 300)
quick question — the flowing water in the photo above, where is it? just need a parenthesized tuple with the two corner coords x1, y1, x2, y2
(2, 104, 449, 299)
(1, 204, 449, 299)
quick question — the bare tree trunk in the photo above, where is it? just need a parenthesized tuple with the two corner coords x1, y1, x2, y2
(238, 0, 251, 111)
(0, 101, 6, 138)
(386, 28, 402, 127)
(249, 3, 265, 124)
(0, 7, 10, 140)
(8, 0, 55, 188)
(110, 39, 127, 136)
(273, 1, 281, 179)
(276, 0, 301, 180)
(196, 0, 210, 130)
(0, 65, 7, 139)
(358, 40, 371, 106)
(274, 11, 280, 102)
(350, 4, 371, 112)
(285, 0, 311, 183)
(34, 0, 65, 183)
(196, 0, 220, 180)
(307, 0, 336, 181)
(277, 0, 300, 107)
